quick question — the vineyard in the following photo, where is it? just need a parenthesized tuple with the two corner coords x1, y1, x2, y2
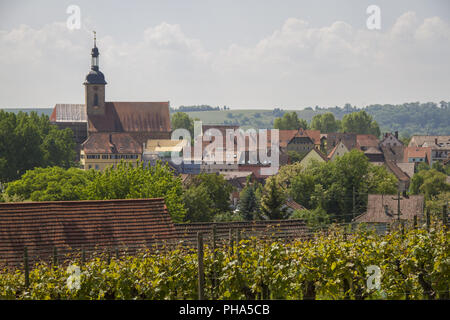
(0, 221, 448, 300)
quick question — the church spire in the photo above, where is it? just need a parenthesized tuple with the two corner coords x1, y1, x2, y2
(84, 31, 106, 85)
(91, 31, 100, 71)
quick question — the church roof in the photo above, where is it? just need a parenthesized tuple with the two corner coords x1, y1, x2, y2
(82, 132, 142, 154)
(50, 104, 87, 122)
(88, 101, 171, 133)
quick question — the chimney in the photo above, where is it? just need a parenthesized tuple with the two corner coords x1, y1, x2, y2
(435, 138, 438, 145)
(395, 131, 398, 139)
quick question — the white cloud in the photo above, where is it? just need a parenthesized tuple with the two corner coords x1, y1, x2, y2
(0, 12, 449, 108)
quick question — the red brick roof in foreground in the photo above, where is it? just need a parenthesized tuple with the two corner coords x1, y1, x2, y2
(0, 198, 176, 266)
(354, 194, 424, 224)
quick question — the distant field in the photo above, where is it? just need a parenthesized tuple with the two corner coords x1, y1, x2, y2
(184, 109, 322, 129)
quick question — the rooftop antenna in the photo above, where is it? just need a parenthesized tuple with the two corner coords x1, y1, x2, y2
(93, 30, 97, 47)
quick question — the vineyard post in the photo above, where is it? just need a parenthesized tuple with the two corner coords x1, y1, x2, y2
(212, 224, 217, 298)
(443, 205, 448, 230)
(197, 232, 205, 300)
(81, 246, 86, 266)
(107, 247, 111, 265)
(413, 215, 417, 229)
(426, 208, 430, 231)
(236, 229, 241, 261)
(24, 247, 29, 288)
(229, 228, 234, 255)
(53, 246, 58, 267)
(115, 247, 119, 260)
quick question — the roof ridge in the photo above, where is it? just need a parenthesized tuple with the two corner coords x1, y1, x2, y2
(0, 198, 166, 206)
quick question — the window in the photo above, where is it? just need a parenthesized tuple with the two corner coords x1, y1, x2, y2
(94, 93, 98, 106)
(95, 165, 99, 170)
(102, 155, 108, 159)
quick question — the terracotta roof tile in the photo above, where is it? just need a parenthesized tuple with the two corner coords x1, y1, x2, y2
(82, 132, 142, 154)
(88, 102, 171, 133)
(356, 134, 380, 149)
(354, 194, 424, 223)
(385, 160, 410, 182)
(0, 198, 176, 266)
(404, 147, 432, 163)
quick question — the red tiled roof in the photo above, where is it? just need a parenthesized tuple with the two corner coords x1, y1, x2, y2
(304, 130, 321, 145)
(384, 160, 410, 182)
(356, 134, 380, 149)
(327, 142, 339, 159)
(82, 132, 142, 154)
(354, 194, 424, 223)
(404, 147, 432, 163)
(267, 130, 298, 148)
(381, 145, 405, 162)
(88, 102, 171, 133)
(327, 132, 357, 152)
(0, 198, 176, 266)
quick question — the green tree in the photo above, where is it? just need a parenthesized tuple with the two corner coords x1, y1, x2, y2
(182, 184, 215, 222)
(289, 207, 330, 231)
(86, 161, 186, 222)
(6, 161, 187, 223)
(183, 173, 234, 221)
(260, 177, 287, 219)
(171, 112, 195, 137)
(410, 169, 450, 201)
(5, 166, 90, 201)
(287, 150, 398, 221)
(239, 179, 260, 220)
(0, 110, 76, 182)
(273, 112, 308, 130)
(310, 112, 339, 133)
(340, 110, 380, 137)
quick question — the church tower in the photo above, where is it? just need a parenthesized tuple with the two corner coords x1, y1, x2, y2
(84, 31, 107, 116)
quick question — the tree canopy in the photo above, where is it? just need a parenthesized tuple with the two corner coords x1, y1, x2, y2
(282, 150, 398, 221)
(310, 112, 339, 133)
(171, 112, 196, 137)
(5, 161, 187, 223)
(273, 112, 308, 130)
(0, 110, 76, 182)
(410, 168, 450, 201)
(340, 110, 381, 137)
(182, 173, 234, 222)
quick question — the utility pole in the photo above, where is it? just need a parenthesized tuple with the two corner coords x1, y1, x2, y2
(392, 191, 402, 222)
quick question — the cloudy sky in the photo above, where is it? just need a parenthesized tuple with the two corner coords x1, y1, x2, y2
(0, 0, 449, 109)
